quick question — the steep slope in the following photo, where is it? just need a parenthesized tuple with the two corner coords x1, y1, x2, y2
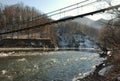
(57, 33, 96, 48)
(55, 21, 97, 48)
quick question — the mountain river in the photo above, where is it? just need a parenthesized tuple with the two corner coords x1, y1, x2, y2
(0, 51, 104, 81)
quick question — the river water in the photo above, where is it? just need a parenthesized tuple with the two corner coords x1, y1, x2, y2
(0, 51, 103, 81)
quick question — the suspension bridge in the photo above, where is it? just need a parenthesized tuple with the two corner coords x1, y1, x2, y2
(0, 0, 120, 51)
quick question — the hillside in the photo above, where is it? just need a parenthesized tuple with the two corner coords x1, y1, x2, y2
(54, 21, 98, 48)
(73, 17, 107, 29)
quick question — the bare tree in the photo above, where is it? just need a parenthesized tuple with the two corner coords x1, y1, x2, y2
(98, 0, 120, 57)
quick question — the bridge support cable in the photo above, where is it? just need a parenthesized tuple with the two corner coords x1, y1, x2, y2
(8, 0, 90, 26)
(0, 4, 120, 35)
(25, 0, 98, 23)
(11, 0, 99, 27)
(30, 0, 90, 20)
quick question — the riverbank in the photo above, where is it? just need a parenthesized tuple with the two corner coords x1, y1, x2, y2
(75, 50, 120, 81)
(0, 48, 98, 58)
(0, 48, 57, 52)
(0, 47, 98, 53)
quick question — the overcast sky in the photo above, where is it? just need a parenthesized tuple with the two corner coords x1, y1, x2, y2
(0, 0, 120, 20)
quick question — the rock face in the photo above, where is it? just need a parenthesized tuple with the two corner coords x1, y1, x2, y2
(55, 17, 108, 48)
(56, 29, 96, 48)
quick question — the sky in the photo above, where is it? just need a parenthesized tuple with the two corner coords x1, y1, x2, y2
(0, 0, 83, 13)
(0, 0, 120, 20)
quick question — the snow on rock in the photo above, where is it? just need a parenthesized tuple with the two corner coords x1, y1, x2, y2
(98, 65, 113, 76)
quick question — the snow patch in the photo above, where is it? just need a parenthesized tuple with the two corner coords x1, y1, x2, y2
(17, 58, 26, 62)
(0, 53, 8, 57)
(1, 70, 7, 75)
(72, 71, 92, 81)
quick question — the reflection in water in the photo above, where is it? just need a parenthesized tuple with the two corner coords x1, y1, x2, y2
(0, 51, 103, 81)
